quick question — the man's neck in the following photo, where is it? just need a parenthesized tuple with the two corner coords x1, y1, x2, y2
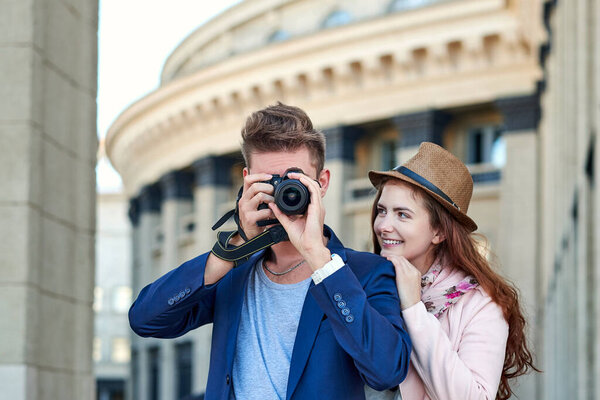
(262, 240, 317, 284)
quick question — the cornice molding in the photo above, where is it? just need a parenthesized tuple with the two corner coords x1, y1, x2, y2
(106, 0, 545, 196)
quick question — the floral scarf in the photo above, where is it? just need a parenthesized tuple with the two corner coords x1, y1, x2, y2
(420, 257, 479, 318)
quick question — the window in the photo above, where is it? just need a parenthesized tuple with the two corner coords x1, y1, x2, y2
(93, 337, 102, 362)
(381, 140, 397, 170)
(176, 342, 193, 399)
(467, 125, 505, 167)
(389, 0, 437, 13)
(322, 10, 353, 29)
(93, 287, 103, 311)
(268, 30, 291, 43)
(111, 337, 131, 363)
(112, 286, 132, 313)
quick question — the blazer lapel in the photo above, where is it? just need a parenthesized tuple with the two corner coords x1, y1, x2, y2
(286, 282, 324, 400)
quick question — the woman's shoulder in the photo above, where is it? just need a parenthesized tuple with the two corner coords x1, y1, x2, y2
(446, 284, 507, 330)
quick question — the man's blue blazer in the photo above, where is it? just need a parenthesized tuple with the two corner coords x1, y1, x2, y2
(129, 227, 411, 399)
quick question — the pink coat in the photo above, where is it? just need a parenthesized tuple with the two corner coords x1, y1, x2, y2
(398, 270, 508, 400)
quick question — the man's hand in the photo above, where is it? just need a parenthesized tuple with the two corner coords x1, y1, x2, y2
(269, 172, 330, 271)
(385, 255, 422, 310)
(237, 173, 276, 239)
(205, 173, 276, 285)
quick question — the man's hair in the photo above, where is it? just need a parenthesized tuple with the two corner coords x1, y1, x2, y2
(241, 102, 326, 173)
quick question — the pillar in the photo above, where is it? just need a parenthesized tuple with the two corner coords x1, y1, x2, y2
(323, 126, 363, 244)
(0, 0, 98, 399)
(190, 155, 236, 394)
(392, 109, 449, 164)
(192, 156, 235, 251)
(495, 93, 540, 400)
(133, 184, 161, 400)
(158, 170, 193, 400)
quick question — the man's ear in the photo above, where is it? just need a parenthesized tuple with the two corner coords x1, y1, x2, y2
(432, 231, 446, 245)
(243, 167, 249, 177)
(318, 168, 330, 197)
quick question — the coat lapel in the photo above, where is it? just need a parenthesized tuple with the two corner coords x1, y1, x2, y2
(285, 226, 348, 399)
(285, 282, 324, 400)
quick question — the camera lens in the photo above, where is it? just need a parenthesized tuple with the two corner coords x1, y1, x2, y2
(282, 187, 301, 207)
(274, 179, 309, 214)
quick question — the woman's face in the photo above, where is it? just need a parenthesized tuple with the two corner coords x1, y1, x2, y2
(373, 181, 443, 273)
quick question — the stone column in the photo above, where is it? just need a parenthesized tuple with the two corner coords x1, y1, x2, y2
(127, 199, 140, 400)
(495, 93, 540, 399)
(159, 171, 194, 274)
(134, 184, 161, 400)
(192, 156, 235, 251)
(392, 110, 449, 164)
(0, 0, 98, 399)
(158, 171, 193, 400)
(323, 126, 363, 244)
(190, 155, 235, 394)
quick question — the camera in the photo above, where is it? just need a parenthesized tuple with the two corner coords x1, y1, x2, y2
(260, 172, 310, 215)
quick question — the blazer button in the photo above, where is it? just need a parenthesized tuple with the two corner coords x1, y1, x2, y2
(346, 315, 354, 323)
(337, 300, 346, 309)
(226, 374, 230, 385)
(168, 298, 175, 305)
(333, 293, 342, 302)
(179, 290, 185, 298)
(341, 307, 350, 316)
(185, 287, 191, 294)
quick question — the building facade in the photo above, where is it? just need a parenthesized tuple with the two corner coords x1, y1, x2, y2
(105, 0, 600, 399)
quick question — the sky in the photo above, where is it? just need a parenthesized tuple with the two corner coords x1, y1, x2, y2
(96, 0, 241, 192)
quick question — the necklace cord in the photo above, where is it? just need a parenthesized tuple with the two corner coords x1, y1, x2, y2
(262, 259, 306, 276)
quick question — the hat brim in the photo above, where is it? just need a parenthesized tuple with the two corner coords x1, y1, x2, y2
(368, 170, 478, 232)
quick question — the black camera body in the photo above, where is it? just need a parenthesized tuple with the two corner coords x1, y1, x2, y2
(261, 173, 310, 215)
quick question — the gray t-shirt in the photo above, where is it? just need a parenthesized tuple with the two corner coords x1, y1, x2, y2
(232, 258, 312, 400)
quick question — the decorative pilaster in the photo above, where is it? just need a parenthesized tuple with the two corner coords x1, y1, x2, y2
(128, 197, 140, 227)
(495, 92, 539, 400)
(495, 94, 540, 133)
(192, 156, 236, 251)
(323, 126, 364, 244)
(159, 171, 194, 272)
(160, 170, 194, 200)
(190, 155, 236, 395)
(193, 155, 235, 188)
(392, 109, 450, 163)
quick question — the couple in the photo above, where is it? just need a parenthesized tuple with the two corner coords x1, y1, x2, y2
(129, 103, 536, 400)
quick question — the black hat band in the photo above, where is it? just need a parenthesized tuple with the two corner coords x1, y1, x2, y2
(394, 166, 460, 211)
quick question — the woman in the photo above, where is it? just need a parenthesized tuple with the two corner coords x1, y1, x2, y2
(366, 142, 537, 400)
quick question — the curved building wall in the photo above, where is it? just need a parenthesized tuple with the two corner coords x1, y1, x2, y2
(106, 0, 552, 398)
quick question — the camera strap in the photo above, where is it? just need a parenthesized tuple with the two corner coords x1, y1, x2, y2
(210, 186, 288, 266)
(210, 226, 288, 266)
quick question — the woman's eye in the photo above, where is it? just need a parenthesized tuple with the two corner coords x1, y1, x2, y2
(377, 208, 386, 215)
(398, 212, 408, 218)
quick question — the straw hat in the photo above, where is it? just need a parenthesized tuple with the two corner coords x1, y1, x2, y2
(369, 142, 477, 232)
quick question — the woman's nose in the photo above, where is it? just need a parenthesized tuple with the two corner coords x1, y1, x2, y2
(377, 218, 393, 232)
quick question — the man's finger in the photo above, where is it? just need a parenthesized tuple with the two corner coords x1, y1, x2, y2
(268, 203, 293, 230)
(242, 173, 272, 193)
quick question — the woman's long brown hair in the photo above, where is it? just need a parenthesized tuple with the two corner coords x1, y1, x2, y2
(371, 179, 539, 400)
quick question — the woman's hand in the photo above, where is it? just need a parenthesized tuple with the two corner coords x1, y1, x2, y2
(385, 255, 422, 310)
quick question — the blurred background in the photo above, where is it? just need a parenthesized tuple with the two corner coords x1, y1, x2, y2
(1, 0, 598, 399)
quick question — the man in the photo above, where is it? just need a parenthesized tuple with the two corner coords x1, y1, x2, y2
(129, 103, 411, 399)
